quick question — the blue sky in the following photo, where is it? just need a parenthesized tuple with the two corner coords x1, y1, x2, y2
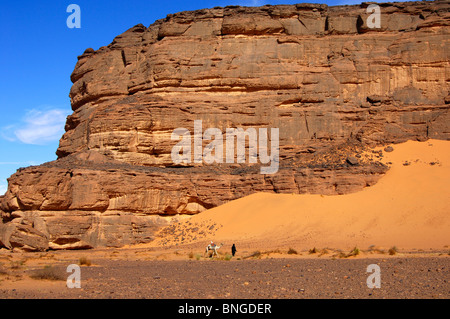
(0, 0, 404, 195)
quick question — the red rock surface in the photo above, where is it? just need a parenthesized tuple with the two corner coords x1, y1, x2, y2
(1, 1, 449, 250)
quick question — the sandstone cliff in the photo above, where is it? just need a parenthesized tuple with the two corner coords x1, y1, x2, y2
(1, 1, 449, 251)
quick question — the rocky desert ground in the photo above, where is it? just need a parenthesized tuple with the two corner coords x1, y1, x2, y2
(0, 245, 449, 299)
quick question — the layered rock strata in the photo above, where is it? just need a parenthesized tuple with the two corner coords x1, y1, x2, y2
(1, 1, 449, 250)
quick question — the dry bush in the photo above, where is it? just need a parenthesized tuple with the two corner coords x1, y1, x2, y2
(29, 266, 65, 281)
(79, 257, 91, 266)
(223, 254, 233, 261)
(388, 246, 398, 255)
(318, 248, 329, 256)
(347, 247, 361, 257)
(244, 251, 262, 259)
(332, 250, 348, 259)
(10, 260, 26, 269)
(0, 265, 8, 276)
(367, 245, 386, 254)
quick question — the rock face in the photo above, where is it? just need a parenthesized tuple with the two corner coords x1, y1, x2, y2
(0, 222, 49, 252)
(1, 1, 449, 250)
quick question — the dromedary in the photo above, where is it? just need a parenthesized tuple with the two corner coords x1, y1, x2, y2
(205, 242, 224, 257)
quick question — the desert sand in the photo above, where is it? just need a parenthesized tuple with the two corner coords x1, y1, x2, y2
(1, 140, 449, 299)
(151, 139, 450, 252)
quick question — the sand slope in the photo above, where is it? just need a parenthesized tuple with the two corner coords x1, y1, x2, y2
(154, 140, 450, 251)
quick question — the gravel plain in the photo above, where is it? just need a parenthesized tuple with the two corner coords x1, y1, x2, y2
(0, 253, 448, 299)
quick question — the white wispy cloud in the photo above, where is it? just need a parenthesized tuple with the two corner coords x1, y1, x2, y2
(0, 161, 38, 165)
(0, 184, 7, 196)
(1, 108, 71, 145)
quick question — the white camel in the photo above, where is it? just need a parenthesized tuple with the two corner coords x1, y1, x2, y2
(205, 242, 224, 257)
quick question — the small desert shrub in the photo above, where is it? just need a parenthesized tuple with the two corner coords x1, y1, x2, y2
(368, 245, 386, 254)
(318, 248, 329, 256)
(29, 266, 65, 281)
(245, 251, 262, 259)
(10, 260, 26, 269)
(188, 251, 194, 259)
(79, 257, 91, 266)
(287, 248, 298, 255)
(309, 247, 318, 254)
(0, 266, 8, 276)
(195, 254, 201, 261)
(334, 250, 347, 259)
(223, 254, 233, 261)
(388, 246, 398, 255)
(252, 251, 262, 259)
(348, 247, 361, 257)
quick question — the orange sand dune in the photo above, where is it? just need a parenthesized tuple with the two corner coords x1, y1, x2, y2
(156, 140, 450, 251)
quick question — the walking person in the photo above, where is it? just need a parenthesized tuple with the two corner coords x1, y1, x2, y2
(231, 244, 237, 257)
